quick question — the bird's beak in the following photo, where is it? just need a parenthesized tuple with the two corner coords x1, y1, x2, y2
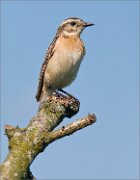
(84, 22, 95, 27)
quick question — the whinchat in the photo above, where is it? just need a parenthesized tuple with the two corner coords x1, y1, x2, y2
(36, 17, 94, 102)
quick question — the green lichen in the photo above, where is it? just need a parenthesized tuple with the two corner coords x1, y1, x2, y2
(0, 97, 80, 179)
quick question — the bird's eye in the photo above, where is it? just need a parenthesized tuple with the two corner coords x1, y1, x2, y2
(70, 21, 76, 26)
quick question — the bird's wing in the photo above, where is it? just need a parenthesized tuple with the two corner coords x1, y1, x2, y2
(36, 32, 60, 102)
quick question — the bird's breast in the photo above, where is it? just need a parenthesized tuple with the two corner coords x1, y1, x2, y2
(56, 35, 85, 65)
(45, 36, 85, 88)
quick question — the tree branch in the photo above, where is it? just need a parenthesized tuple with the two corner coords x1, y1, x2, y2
(0, 95, 96, 180)
(49, 113, 96, 143)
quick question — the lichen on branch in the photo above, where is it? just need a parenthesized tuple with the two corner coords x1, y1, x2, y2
(0, 95, 96, 180)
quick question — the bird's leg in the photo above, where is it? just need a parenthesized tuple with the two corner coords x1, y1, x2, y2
(53, 90, 65, 98)
(53, 90, 60, 97)
(58, 89, 78, 101)
(57, 89, 80, 108)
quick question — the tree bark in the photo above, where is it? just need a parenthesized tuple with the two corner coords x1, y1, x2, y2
(0, 95, 96, 180)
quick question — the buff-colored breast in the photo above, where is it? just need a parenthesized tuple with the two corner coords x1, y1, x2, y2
(45, 35, 85, 89)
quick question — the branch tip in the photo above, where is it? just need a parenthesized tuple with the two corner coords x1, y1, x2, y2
(4, 125, 15, 130)
(5, 125, 15, 131)
(4, 125, 16, 138)
(87, 113, 97, 123)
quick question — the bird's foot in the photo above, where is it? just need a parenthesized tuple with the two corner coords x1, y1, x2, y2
(39, 91, 80, 117)
(51, 93, 80, 117)
(58, 89, 78, 101)
(52, 89, 79, 106)
(53, 90, 65, 98)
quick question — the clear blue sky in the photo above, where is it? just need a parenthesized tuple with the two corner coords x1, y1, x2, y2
(1, 1, 139, 179)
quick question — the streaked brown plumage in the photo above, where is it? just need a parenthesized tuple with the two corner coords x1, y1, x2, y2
(36, 17, 94, 102)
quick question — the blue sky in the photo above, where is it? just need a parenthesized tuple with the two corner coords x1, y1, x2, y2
(1, 1, 139, 179)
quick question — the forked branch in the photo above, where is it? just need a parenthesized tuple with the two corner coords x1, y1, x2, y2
(0, 95, 96, 180)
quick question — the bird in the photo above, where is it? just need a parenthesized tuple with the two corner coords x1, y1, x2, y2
(36, 17, 94, 102)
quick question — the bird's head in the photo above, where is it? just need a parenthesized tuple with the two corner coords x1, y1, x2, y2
(59, 17, 94, 37)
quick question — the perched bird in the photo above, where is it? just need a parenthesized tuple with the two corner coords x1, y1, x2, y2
(36, 17, 94, 102)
